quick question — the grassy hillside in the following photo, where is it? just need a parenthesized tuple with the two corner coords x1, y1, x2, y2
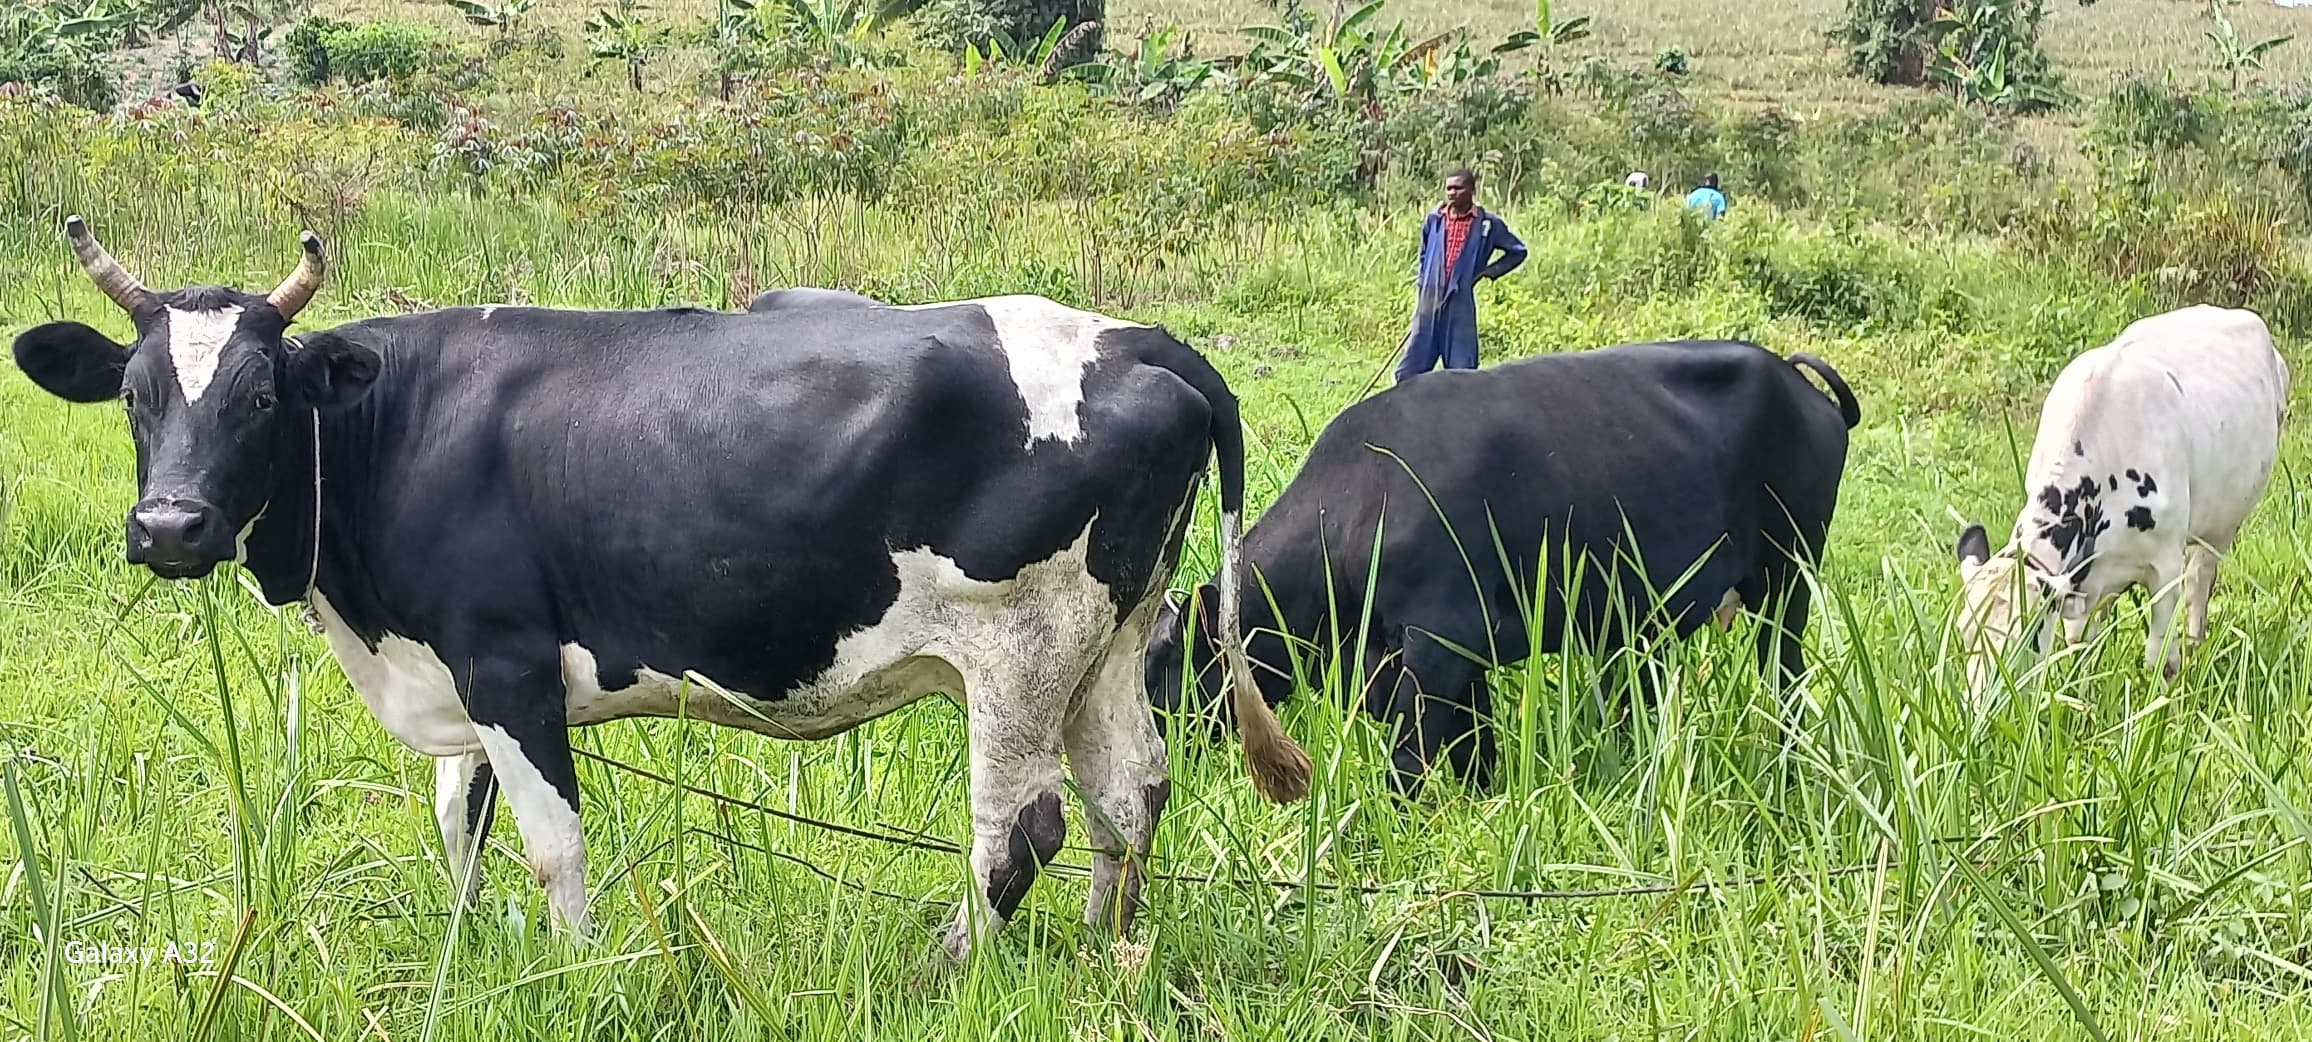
(6, 1, 2312, 1039)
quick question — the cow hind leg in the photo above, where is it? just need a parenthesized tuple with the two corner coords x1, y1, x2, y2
(1384, 638, 1487, 797)
(462, 655, 590, 937)
(2185, 540, 2228, 646)
(944, 658, 1081, 962)
(1447, 671, 1500, 791)
(1062, 605, 1171, 937)
(1746, 570, 1815, 741)
(433, 752, 497, 908)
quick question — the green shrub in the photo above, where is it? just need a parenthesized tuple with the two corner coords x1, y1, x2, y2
(328, 20, 453, 83)
(2091, 76, 2221, 151)
(0, 46, 119, 113)
(283, 14, 353, 87)
(914, 0, 1101, 62)
(1725, 226, 1886, 330)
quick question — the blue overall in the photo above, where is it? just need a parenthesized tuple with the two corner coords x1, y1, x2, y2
(1397, 206, 1528, 383)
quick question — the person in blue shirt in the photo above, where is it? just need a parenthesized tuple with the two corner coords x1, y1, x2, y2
(1396, 167, 1528, 383)
(1685, 171, 1728, 221)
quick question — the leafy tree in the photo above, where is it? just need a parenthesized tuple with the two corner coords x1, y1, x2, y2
(1836, 0, 2095, 112)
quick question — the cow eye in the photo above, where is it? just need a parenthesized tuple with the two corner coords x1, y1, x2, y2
(253, 390, 276, 412)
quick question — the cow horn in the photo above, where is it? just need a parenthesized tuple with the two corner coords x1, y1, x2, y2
(64, 215, 152, 313)
(267, 230, 326, 321)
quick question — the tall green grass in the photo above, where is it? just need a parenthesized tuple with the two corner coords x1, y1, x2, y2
(7, 49, 2312, 1042)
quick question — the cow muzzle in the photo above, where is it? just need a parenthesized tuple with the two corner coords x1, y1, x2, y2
(126, 498, 224, 578)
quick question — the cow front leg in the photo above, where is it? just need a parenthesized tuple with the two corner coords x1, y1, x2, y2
(2143, 554, 2190, 682)
(1384, 638, 1486, 797)
(945, 664, 1074, 962)
(461, 656, 590, 936)
(434, 751, 497, 909)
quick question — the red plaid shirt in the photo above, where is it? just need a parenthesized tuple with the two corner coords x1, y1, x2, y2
(1441, 206, 1477, 274)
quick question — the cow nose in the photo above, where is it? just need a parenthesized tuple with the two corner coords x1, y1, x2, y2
(127, 502, 210, 567)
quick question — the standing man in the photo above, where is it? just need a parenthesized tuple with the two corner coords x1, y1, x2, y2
(1397, 167, 1528, 383)
(1685, 171, 1728, 221)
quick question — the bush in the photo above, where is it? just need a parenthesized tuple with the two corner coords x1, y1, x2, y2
(914, 0, 1102, 61)
(330, 21, 453, 83)
(0, 45, 120, 113)
(283, 14, 354, 87)
(2091, 77, 2221, 151)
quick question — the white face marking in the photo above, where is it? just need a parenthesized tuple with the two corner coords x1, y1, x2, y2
(307, 591, 477, 756)
(897, 295, 1143, 447)
(479, 305, 499, 320)
(471, 724, 588, 933)
(561, 516, 1119, 742)
(165, 305, 243, 403)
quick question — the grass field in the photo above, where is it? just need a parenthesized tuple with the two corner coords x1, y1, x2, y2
(8, 0, 2312, 1038)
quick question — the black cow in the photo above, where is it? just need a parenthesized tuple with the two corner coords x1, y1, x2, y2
(1146, 339, 1861, 793)
(12, 219, 1310, 957)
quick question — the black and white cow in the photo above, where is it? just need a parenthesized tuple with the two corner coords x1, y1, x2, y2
(1146, 339, 1861, 793)
(11, 219, 1310, 957)
(1954, 304, 2289, 698)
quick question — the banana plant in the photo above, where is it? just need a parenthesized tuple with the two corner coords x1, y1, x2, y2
(444, 0, 535, 34)
(585, 0, 672, 92)
(2202, 0, 2292, 93)
(1064, 23, 1216, 107)
(1239, 0, 1456, 112)
(1491, 0, 1588, 92)
(962, 15, 1068, 73)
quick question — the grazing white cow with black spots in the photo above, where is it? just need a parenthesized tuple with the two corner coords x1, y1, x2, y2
(1954, 304, 2289, 697)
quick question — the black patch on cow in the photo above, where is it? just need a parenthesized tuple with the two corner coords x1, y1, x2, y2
(465, 762, 497, 836)
(987, 791, 1065, 919)
(2137, 471, 2158, 497)
(2033, 476, 2106, 566)
(2074, 440, 2085, 457)
(2107, 474, 2118, 492)
(2127, 506, 2157, 531)
(1142, 778, 1171, 828)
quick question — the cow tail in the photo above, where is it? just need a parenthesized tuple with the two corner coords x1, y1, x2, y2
(1149, 337, 1312, 805)
(1789, 352, 1862, 430)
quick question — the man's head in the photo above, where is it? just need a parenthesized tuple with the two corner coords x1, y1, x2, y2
(1702, 171, 1720, 191)
(11, 217, 379, 579)
(1443, 168, 1476, 213)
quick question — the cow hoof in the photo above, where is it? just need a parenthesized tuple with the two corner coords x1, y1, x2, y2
(939, 915, 998, 965)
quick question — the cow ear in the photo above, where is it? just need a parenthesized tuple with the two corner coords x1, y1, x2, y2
(1956, 524, 1991, 575)
(287, 332, 380, 410)
(13, 322, 127, 403)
